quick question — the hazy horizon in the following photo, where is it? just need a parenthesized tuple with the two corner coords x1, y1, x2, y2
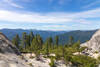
(0, 28, 98, 32)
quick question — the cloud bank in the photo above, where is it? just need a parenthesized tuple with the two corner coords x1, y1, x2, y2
(0, 8, 100, 24)
(0, 0, 100, 30)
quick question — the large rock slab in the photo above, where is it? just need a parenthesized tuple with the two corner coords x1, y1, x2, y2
(81, 29, 100, 52)
(0, 32, 29, 67)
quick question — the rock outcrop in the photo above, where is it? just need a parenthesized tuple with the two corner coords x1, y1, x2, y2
(81, 30, 100, 58)
(0, 32, 20, 55)
(0, 32, 29, 67)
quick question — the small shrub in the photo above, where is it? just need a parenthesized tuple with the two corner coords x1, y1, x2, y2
(43, 55, 48, 58)
(70, 55, 97, 67)
(49, 58, 56, 67)
(95, 51, 98, 54)
(29, 63, 33, 67)
(30, 56, 35, 59)
(56, 53, 61, 60)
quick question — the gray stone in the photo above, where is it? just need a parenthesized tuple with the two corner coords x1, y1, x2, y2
(81, 30, 100, 58)
(0, 32, 29, 67)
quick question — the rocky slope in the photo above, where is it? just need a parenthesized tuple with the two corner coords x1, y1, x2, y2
(81, 29, 100, 58)
(0, 32, 67, 67)
(22, 53, 67, 67)
(0, 32, 29, 67)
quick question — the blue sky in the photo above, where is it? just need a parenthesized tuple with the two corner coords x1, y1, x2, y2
(0, 0, 100, 31)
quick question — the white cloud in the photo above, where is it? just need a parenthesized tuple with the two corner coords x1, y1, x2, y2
(0, 10, 72, 23)
(2, 0, 23, 8)
(0, 8, 100, 24)
(50, 8, 100, 19)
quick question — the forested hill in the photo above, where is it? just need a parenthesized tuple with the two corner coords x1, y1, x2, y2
(58, 30, 97, 44)
(0, 29, 97, 44)
(0, 29, 66, 40)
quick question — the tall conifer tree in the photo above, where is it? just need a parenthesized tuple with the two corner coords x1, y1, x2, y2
(12, 34, 20, 48)
(21, 32, 27, 50)
(55, 36, 59, 47)
(30, 31, 34, 44)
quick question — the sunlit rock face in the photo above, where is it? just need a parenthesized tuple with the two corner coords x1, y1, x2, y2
(80, 29, 100, 59)
(0, 32, 29, 67)
(81, 30, 100, 52)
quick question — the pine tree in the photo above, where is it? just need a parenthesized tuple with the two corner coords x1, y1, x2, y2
(12, 34, 20, 49)
(30, 31, 34, 44)
(62, 46, 64, 57)
(31, 36, 41, 60)
(26, 35, 31, 48)
(43, 37, 53, 56)
(31, 37, 38, 52)
(21, 32, 27, 50)
(72, 40, 80, 51)
(36, 34, 43, 49)
(45, 38, 49, 56)
(69, 36, 74, 46)
(48, 37, 53, 49)
(55, 36, 59, 47)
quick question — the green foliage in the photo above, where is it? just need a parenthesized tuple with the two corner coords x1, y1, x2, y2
(96, 56, 100, 64)
(48, 37, 53, 48)
(31, 36, 40, 52)
(64, 55, 72, 64)
(26, 35, 31, 47)
(21, 32, 27, 50)
(12, 34, 20, 48)
(30, 31, 34, 43)
(68, 36, 74, 45)
(36, 34, 43, 49)
(28, 63, 33, 67)
(95, 51, 99, 54)
(49, 58, 56, 67)
(55, 36, 59, 47)
(79, 46, 87, 52)
(70, 55, 97, 67)
(56, 52, 62, 60)
(44, 38, 50, 56)
(12, 31, 99, 67)
(72, 40, 80, 52)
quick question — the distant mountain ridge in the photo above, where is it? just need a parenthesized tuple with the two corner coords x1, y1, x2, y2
(0, 29, 66, 40)
(0, 29, 97, 44)
(58, 30, 97, 44)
